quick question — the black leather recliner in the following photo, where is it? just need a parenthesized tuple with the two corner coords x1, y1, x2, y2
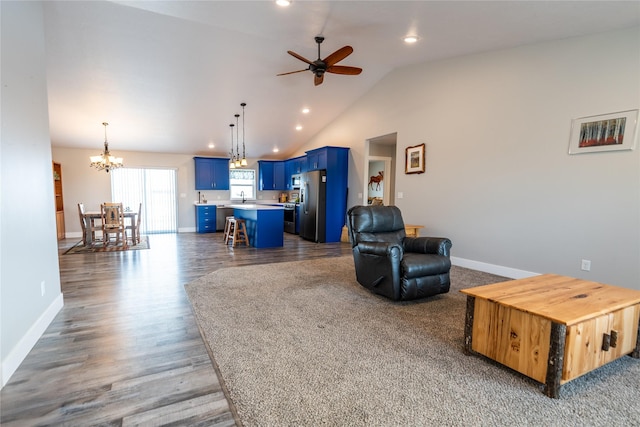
(347, 205, 452, 301)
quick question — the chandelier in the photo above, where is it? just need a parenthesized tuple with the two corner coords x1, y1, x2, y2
(234, 113, 241, 168)
(90, 122, 123, 173)
(228, 102, 248, 169)
(240, 102, 248, 166)
(229, 122, 236, 169)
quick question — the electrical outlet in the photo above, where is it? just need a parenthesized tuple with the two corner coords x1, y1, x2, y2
(41, 281, 45, 296)
(581, 259, 591, 271)
(397, 192, 404, 199)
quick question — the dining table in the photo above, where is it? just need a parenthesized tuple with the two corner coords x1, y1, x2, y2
(83, 210, 138, 246)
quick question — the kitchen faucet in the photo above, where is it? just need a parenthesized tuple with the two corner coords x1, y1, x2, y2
(240, 190, 246, 203)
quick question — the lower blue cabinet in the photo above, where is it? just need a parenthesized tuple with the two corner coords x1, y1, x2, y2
(195, 205, 216, 233)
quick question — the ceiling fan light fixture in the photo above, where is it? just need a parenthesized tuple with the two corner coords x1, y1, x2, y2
(277, 36, 362, 86)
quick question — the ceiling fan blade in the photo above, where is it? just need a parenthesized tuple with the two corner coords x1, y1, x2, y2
(314, 73, 324, 86)
(323, 46, 353, 67)
(287, 50, 314, 65)
(277, 69, 309, 76)
(326, 65, 362, 75)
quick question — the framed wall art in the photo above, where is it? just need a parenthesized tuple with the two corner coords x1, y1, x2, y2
(568, 109, 638, 154)
(405, 143, 425, 174)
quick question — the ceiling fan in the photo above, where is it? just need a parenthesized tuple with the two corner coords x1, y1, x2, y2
(277, 36, 362, 86)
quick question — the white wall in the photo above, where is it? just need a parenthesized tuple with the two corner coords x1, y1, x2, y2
(297, 28, 640, 290)
(1, 1, 64, 387)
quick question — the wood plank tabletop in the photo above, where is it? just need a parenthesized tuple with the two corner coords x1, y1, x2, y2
(461, 274, 640, 325)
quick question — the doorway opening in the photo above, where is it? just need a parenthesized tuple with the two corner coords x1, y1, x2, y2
(363, 133, 397, 206)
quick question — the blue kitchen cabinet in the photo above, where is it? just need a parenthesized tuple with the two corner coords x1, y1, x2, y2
(258, 160, 286, 191)
(306, 148, 327, 171)
(194, 157, 230, 190)
(195, 205, 216, 233)
(311, 147, 349, 243)
(274, 161, 286, 189)
(233, 206, 284, 248)
(285, 156, 306, 189)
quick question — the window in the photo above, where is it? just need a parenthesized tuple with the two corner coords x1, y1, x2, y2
(230, 169, 255, 201)
(111, 167, 177, 233)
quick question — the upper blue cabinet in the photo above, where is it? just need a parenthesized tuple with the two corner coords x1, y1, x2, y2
(285, 156, 306, 190)
(305, 148, 328, 171)
(194, 157, 230, 190)
(258, 160, 287, 191)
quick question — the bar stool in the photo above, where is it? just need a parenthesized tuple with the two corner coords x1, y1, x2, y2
(226, 218, 249, 247)
(223, 216, 234, 243)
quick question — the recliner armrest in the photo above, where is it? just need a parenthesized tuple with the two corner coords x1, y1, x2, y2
(403, 237, 452, 257)
(356, 242, 404, 258)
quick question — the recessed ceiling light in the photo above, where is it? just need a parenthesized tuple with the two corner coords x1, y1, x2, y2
(295, 125, 303, 131)
(208, 142, 214, 149)
(276, 0, 291, 6)
(273, 147, 280, 153)
(302, 108, 310, 114)
(404, 36, 419, 44)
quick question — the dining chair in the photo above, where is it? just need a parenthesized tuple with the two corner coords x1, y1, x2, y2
(101, 202, 127, 248)
(126, 202, 142, 245)
(77, 202, 101, 247)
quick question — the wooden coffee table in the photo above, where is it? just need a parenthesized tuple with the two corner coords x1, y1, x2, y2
(461, 274, 640, 398)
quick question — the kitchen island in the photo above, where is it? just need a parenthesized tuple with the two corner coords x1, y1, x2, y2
(228, 204, 284, 248)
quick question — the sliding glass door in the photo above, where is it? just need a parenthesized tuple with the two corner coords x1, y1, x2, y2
(111, 168, 177, 234)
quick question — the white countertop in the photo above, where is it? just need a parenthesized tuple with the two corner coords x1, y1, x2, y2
(228, 204, 283, 210)
(194, 200, 284, 207)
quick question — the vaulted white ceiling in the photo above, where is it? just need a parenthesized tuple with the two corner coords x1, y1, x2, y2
(43, 1, 640, 159)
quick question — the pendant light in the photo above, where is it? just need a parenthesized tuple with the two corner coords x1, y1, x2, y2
(89, 122, 123, 173)
(229, 123, 236, 169)
(240, 102, 248, 166)
(234, 113, 241, 167)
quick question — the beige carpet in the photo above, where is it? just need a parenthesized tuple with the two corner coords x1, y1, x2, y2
(185, 256, 640, 426)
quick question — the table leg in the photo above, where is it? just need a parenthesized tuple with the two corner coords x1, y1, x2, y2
(543, 322, 566, 398)
(463, 296, 475, 355)
(85, 217, 93, 246)
(632, 316, 640, 358)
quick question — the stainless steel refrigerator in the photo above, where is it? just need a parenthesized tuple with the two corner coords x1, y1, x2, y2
(299, 169, 326, 242)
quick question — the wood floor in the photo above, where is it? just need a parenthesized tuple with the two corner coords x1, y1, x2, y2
(1, 232, 351, 426)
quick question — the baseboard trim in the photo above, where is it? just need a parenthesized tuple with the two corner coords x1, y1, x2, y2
(1, 292, 64, 388)
(451, 256, 539, 279)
